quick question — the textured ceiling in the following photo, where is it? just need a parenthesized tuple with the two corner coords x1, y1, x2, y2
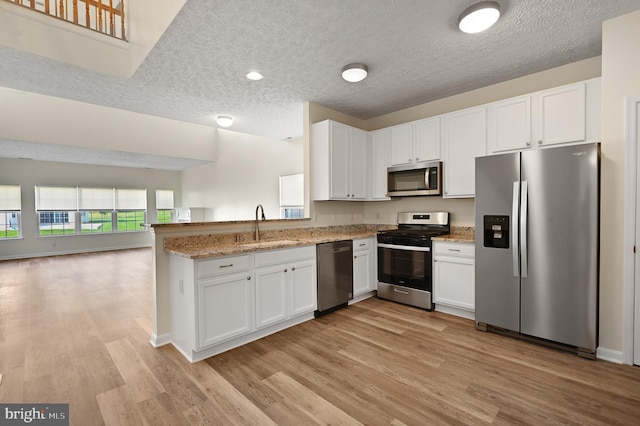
(2, 0, 640, 168)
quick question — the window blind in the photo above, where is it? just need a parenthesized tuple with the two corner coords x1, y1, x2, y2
(156, 190, 174, 209)
(35, 186, 77, 211)
(79, 187, 114, 210)
(116, 189, 147, 210)
(0, 185, 21, 211)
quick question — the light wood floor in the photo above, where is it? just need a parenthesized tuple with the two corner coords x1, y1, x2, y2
(1, 248, 639, 425)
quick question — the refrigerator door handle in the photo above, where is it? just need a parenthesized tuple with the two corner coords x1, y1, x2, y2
(521, 180, 528, 278)
(512, 181, 520, 278)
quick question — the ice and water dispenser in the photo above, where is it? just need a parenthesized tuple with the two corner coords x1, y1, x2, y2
(483, 215, 509, 249)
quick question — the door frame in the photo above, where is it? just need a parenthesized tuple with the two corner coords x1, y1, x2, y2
(623, 96, 640, 364)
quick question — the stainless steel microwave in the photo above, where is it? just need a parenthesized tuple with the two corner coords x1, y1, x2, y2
(387, 161, 442, 197)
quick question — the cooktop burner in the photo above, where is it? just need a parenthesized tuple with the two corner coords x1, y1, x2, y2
(377, 212, 450, 247)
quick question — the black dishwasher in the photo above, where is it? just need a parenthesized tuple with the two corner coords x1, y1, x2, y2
(314, 240, 353, 317)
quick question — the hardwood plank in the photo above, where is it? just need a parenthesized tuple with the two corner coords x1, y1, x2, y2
(96, 385, 146, 426)
(262, 371, 364, 425)
(105, 338, 166, 403)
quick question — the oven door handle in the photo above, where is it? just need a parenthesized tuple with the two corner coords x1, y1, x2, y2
(377, 243, 430, 252)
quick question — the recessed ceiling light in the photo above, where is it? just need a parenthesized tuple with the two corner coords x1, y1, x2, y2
(216, 115, 233, 127)
(246, 71, 263, 81)
(341, 63, 368, 83)
(458, 1, 500, 34)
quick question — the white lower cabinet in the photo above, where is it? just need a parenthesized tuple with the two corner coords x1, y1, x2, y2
(353, 238, 375, 297)
(433, 241, 475, 319)
(198, 272, 254, 348)
(169, 245, 317, 362)
(255, 251, 317, 329)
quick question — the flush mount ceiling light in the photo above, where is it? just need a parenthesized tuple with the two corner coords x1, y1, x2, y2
(216, 115, 233, 127)
(458, 1, 500, 34)
(246, 71, 263, 81)
(341, 63, 368, 83)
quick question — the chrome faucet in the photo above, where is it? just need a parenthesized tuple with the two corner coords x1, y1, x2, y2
(255, 204, 266, 240)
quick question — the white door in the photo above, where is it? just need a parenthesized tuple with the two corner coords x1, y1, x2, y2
(635, 101, 640, 366)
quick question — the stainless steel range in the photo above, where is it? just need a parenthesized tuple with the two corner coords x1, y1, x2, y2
(377, 212, 450, 310)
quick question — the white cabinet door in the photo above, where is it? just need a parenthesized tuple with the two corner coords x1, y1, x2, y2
(350, 127, 368, 199)
(353, 249, 371, 296)
(489, 96, 532, 153)
(535, 83, 586, 147)
(389, 123, 413, 166)
(369, 128, 390, 200)
(433, 255, 475, 311)
(389, 118, 441, 166)
(197, 273, 254, 349)
(289, 258, 317, 317)
(414, 116, 441, 162)
(255, 265, 288, 329)
(443, 106, 487, 198)
(353, 238, 375, 296)
(312, 120, 368, 201)
(329, 121, 350, 199)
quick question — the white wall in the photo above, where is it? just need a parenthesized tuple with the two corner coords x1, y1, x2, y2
(600, 9, 640, 355)
(180, 129, 304, 221)
(0, 88, 216, 161)
(0, 158, 180, 260)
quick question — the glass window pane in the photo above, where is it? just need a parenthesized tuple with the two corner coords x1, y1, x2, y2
(0, 212, 20, 238)
(81, 211, 113, 233)
(0, 185, 21, 211)
(79, 188, 114, 210)
(36, 186, 77, 211)
(157, 209, 173, 223)
(117, 211, 146, 232)
(38, 211, 77, 235)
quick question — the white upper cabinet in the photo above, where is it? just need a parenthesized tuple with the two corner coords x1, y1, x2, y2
(369, 128, 390, 200)
(488, 78, 600, 154)
(535, 82, 586, 147)
(442, 106, 487, 198)
(488, 95, 532, 153)
(312, 120, 367, 201)
(414, 117, 441, 162)
(389, 116, 441, 166)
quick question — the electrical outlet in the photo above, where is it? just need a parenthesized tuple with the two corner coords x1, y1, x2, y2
(179, 279, 184, 294)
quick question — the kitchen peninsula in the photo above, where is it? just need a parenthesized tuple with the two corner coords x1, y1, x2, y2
(152, 220, 392, 362)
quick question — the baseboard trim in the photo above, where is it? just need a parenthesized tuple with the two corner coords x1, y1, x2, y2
(0, 243, 152, 261)
(150, 332, 172, 348)
(596, 347, 624, 364)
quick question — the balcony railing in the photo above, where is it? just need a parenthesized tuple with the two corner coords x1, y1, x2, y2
(5, 0, 126, 40)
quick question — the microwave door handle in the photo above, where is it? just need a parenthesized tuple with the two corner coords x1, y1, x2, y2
(425, 168, 430, 190)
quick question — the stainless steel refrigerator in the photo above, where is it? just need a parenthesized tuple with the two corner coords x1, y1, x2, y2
(475, 143, 600, 356)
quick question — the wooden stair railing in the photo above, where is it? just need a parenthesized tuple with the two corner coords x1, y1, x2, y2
(4, 0, 126, 41)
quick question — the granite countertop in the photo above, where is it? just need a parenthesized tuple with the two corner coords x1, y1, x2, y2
(432, 227, 475, 243)
(165, 225, 394, 259)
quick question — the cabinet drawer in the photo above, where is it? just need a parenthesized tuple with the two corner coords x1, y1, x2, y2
(353, 238, 372, 251)
(197, 255, 251, 278)
(255, 245, 315, 267)
(433, 242, 474, 257)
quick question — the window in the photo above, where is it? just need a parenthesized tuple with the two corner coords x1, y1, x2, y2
(0, 185, 21, 239)
(115, 189, 147, 232)
(36, 186, 78, 236)
(79, 187, 114, 233)
(156, 189, 174, 223)
(34, 186, 148, 236)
